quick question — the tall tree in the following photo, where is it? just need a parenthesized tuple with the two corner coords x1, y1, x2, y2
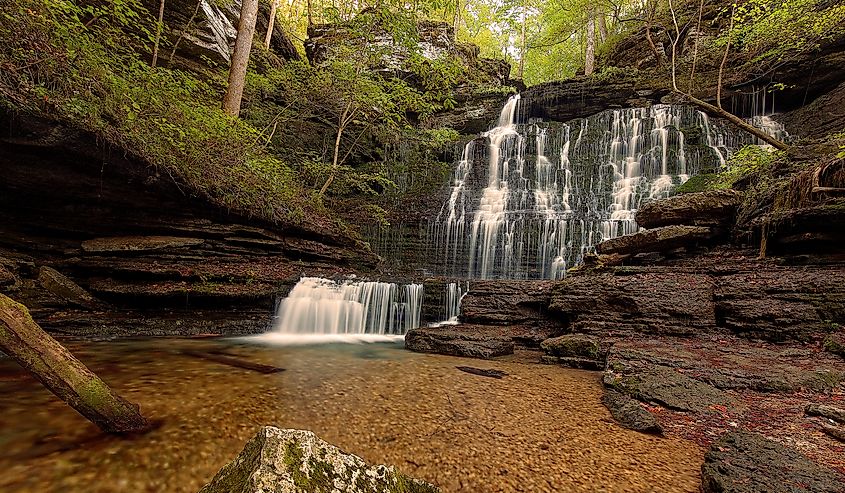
(264, 0, 278, 50)
(584, 8, 595, 76)
(223, 0, 260, 117)
(151, 0, 165, 67)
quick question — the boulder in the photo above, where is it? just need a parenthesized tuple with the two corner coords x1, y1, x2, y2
(540, 334, 605, 370)
(199, 427, 439, 493)
(635, 189, 743, 229)
(37, 266, 103, 310)
(602, 390, 663, 434)
(404, 326, 514, 359)
(700, 431, 845, 493)
(596, 225, 714, 255)
(541, 334, 601, 359)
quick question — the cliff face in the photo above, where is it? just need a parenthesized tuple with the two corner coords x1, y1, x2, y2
(0, 113, 377, 337)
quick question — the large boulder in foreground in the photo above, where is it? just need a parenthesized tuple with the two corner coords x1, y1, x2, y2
(199, 427, 439, 493)
(596, 225, 714, 255)
(701, 431, 845, 493)
(636, 190, 743, 229)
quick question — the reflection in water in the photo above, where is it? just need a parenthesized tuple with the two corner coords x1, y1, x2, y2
(0, 338, 702, 493)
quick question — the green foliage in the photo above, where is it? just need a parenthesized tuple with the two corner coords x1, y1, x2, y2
(719, 145, 781, 187)
(1, 0, 316, 224)
(722, 0, 845, 66)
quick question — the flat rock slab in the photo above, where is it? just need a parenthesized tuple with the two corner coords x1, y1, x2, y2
(606, 337, 844, 394)
(701, 431, 845, 493)
(636, 189, 743, 229)
(596, 225, 714, 255)
(81, 236, 204, 253)
(605, 364, 733, 413)
(199, 427, 439, 493)
(602, 390, 662, 434)
(37, 266, 102, 309)
(405, 326, 514, 359)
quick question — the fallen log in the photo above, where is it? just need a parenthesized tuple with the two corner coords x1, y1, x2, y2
(455, 366, 507, 379)
(181, 349, 285, 374)
(0, 294, 148, 433)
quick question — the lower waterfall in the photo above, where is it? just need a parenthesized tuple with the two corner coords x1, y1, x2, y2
(257, 277, 423, 343)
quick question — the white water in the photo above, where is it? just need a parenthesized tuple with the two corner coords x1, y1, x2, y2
(262, 277, 423, 341)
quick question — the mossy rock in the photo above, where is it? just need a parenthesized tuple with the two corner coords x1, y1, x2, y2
(824, 332, 845, 358)
(540, 335, 601, 360)
(199, 427, 439, 493)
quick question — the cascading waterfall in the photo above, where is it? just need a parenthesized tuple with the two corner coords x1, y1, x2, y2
(430, 98, 747, 280)
(268, 277, 422, 339)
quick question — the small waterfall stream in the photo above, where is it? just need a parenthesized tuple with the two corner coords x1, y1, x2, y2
(259, 277, 423, 342)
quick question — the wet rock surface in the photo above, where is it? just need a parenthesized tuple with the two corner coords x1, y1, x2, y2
(596, 225, 715, 255)
(601, 390, 663, 434)
(459, 280, 557, 327)
(405, 326, 515, 359)
(700, 431, 845, 493)
(199, 427, 439, 493)
(636, 190, 743, 229)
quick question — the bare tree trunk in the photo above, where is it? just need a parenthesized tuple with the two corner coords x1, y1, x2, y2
(687, 0, 704, 93)
(717, 4, 736, 109)
(307, 0, 313, 28)
(0, 294, 148, 433)
(644, 0, 662, 67)
(222, 0, 260, 117)
(264, 0, 278, 50)
(518, 0, 527, 80)
(666, 0, 786, 150)
(319, 102, 352, 196)
(453, 0, 461, 39)
(167, 0, 201, 67)
(680, 93, 788, 150)
(151, 0, 166, 67)
(585, 10, 596, 76)
(598, 9, 608, 43)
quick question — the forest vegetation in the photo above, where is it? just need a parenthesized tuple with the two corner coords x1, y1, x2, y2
(1, 0, 844, 229)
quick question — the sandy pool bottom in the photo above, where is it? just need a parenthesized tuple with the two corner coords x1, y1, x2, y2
(0, 338, 703, 492)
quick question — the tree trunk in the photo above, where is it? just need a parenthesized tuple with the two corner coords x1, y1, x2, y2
(518, 0, 527, 80)
(679, 92, 789, 150)
(151, 0, 166, 67)
(585, 11, 596, 76)
(717, 4, 736, 109)
(0, 294, 148, 433)
(598, 10, 608, 43)
(307, 0, 313, 28)
(264, 0, 278, 50)
(222, 0, 260, 117)
(319, 103, 351, 197)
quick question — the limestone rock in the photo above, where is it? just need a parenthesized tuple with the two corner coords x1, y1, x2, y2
(596, 225, 714, 255)
(199, 427, 439, 493)
(602, 390, 663, 434)
(805, 403, 845, 424)
(541, 334, 601, 359)
(604, 364, 732, 413)
(37, 266, 102, 310)
(635, 189, 743, 229)
(700, 431, 845, 493)
(81, 236, 204, 253)
(825, 332, 845, 357)
(404, 326, 514, 359)
(459, 280, 555, 326)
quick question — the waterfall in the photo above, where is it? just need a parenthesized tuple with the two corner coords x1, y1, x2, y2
(428, 281, 469, 327)
(262, 277, 422, 341)
(430, 101, 739, 280)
